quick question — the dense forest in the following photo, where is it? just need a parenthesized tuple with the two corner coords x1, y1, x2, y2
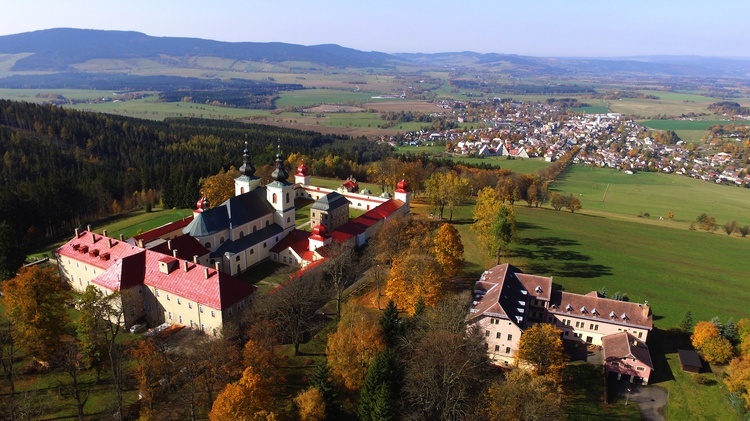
(0, 99, 390, 257)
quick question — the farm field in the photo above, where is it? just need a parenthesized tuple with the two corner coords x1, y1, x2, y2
(551, 166, 750, 227)
(275, 88, 388, 108)
(608, 94, 718, 118)
(641, 119, 748, 131)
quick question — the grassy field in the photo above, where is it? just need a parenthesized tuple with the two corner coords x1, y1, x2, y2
(552, 166, 750, 226)
(275, 89, 385, 108)
(609, 94, 717, 118)
(451, 156, 552, 172)
(641, 119, 748, 131)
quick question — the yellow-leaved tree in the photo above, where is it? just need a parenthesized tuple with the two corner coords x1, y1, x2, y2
(294, 387, 326, 421)
(725, 356, 750, 411)
(516, 324, 567, 380)
(385, 252, 445, 315)
(201, 167, 240, 206)
(326, 304, 385, 391)
(433, 223, 464, 277)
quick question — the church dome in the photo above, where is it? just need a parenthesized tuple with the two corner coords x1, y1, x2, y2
(312, 224, 327, 237)
(396, 179, 409, 192)
(296, 162, 309, 176)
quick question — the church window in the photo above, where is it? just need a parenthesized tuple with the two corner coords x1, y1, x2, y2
(220, 237, 225, 244)
(265, 221, 269, 227)
(239, 231, 244, 238)
(253, 226, 257, 232)
(236, 256, 240, 262)
(287, 217, 291, 223)
(240, 187, 245, 194)
(205, 242, 211, 248)
(263, 242, 267, 248)
(275, 236, 279, 241)
(272, 193, 277, 204)
(286, 193, 290, 203)
(250, 249, 254, 255)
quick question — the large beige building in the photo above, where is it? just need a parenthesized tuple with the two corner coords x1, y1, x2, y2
(468, 263, 654, 384)
(56, 229, 255, 335)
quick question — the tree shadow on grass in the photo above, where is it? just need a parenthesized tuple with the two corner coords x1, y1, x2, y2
(646, 327, 679, 384)
(526, 261, 612, 279)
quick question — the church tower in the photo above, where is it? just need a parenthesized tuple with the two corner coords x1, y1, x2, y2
(235, 141, 261, 196)
(394, 178, 411, 213)
(266, 148, 296, 232)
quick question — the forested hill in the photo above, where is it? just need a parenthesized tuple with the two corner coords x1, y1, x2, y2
(0, 99, 389, 254)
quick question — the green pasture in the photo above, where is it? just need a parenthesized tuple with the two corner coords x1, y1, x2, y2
(637, 90, 719, 103)
(324, 112, 387, 128)
(0, 88, 126, 102)
(68, 98, 267, 121)
(93, 208, 193, 240)
(641, 119, 747, 131)
(552, 166, 750, 226)
(672, 130, 708, 142)
(571, 105, 609, 114)
(275, 89, 381, 108)
(609, 96, 714, 118)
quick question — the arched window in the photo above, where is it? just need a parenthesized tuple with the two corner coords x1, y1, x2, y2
(220, 237, 225, 244)
(272, 193, 277, 204)
(253, 226, 257, 233)
(250, 249, 254, 254)
(265, 220, 270, 227)
(205, 242, 211, 248)
(237, 264, 241, 273)
(240, 187, 245, 194)
(239, 231, 244, 238)
(287, 216, 291, 223)
(286, 192, 290, 203)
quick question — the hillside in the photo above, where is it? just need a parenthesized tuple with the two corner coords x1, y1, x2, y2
(0, 29, 749, 78)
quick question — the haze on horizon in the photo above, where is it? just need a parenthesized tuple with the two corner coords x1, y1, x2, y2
(2, 0, 748, 58)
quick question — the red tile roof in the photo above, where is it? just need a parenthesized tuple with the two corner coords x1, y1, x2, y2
(132, 216, 194, 242)
(329, 199, 405, 243)
(548, 291, 652, 330)
(467, 264, 552, 324)
(602, 332, 653, 368)
(56, 231, 143, 270)
(269, 229, 311, 255)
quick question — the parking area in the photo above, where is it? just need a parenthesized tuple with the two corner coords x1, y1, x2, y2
(610, 377, 668, 421)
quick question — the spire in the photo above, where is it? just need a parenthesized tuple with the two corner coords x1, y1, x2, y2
(238, 139, 256, 177)
(271, 144, 289, 182)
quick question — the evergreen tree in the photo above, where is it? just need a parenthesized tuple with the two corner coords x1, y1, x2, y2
(358, 350, 398, 421)
(414, 296, 426, 317)
(680, 311, 694, 333)
(0, 221, 24, 281)
(379, 300, 402, 347)
(309, 360, 336, 409)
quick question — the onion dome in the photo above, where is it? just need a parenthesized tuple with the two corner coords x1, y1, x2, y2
(271, 147, 289, 182)
(312, 224, 327, 237)
(196, 196, 209, 212)
(238, 141, 256, 177)
(296, 161, 310, 177)
(396, 179, 409, 192)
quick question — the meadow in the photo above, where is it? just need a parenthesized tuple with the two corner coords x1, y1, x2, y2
(275, 88, 387, 108)
(641, 119, 748, 131)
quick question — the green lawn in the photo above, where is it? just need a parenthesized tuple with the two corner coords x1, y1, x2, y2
(564, 363, 640, 420)
(394, 145, 446, 154)
(275, 89, 380, 108)
(450, 156, 552, 173)
(641, 119, 748, 131)
(95, 208, 194, 240)
(552, 166, 750, 226)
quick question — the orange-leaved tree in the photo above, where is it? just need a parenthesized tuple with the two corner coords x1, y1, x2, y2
(385, 252, 445, 315)
(326, 304, 385, 391)
(433, 223, 464, 277)
(691, 321, 721, 350)
(200, 166, 240, 206)
(294, 387, 326, 421)
(209, 365, 276, 421)
(725, 356, 750, 411)
(701, 336, 735, 364)
(3, 265, 71, 363)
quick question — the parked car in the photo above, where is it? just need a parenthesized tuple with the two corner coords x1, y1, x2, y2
(129, 323, 147, 334)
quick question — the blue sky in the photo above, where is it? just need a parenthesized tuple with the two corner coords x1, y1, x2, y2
(1, 0, 747, 57)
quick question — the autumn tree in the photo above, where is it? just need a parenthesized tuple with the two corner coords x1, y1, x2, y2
(257, 266, 326, 356)
(691, 321, 721, 350)
(188, 336, 242, 413)
(738, 225, 750, 237)
(0, 315, 19, 417)
(401, 302, 487, 420)
(424, 172, 470, 220)
(370, 213, 432, 265)
(209, 365, 277, 421)
(472, 186, 501, 254)
(725, 356, 750, 411)
(723, 220, 738, 236)
(3, 265, 71, 363)
(564, 193, 582, 213)
(54, 341, 90, 421)
(482, 369, 565, 421)
(667, 210, 674, 220)
(549, 192, 566, 211)
(516, 324, 567, 379)
(701, 337, 735, 364)
(294, 387, 326, 421)
(321, 241, 357, 318)
(696, 213, 717, 232)
(200, 167, 240, 206)
(243, 319, 283, 391)
(130, 338, 170, 411)
(385, 252, 445, 315)
(326, 304, 386, 391)
(432, 223, 464, 277)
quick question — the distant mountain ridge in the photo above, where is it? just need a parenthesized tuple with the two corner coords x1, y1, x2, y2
(1, 28, 749, 78)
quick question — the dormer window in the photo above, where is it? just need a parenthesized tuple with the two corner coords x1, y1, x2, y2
(609, 311, 617, 319)
(565, 304, 573, 312)
(592, 308, 599, 316)
(621, 313, 629, 320)
(580, 306, 588, 314)
(535, 286, 542, 293)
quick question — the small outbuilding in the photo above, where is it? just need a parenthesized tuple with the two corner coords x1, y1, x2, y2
(677, 349, 702, 373)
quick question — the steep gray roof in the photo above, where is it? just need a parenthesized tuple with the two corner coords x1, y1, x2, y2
(211, 224, 284, 257)
(182, 188, 275, 236)
(312, 191, 349, 211)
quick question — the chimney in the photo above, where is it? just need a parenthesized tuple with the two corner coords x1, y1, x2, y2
(172, 249, 178, 258)
(193, 255, 198, 264)
(74, 228, 80, 238)
(91, 233, 96, 243)
(203, 267, 209, 279)
(167, 239, 172, 250)
(87, 224, 91, 232)
(102, 229, 108, 237)
(138, 239, 144, 248)
(119, 234, 124, 241)
(183, 261, 189, 272)
(108, 238, 113, 248)
(214, 261, 220, 271)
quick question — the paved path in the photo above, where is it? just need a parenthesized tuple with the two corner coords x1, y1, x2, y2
(616, 381, 668, 421)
